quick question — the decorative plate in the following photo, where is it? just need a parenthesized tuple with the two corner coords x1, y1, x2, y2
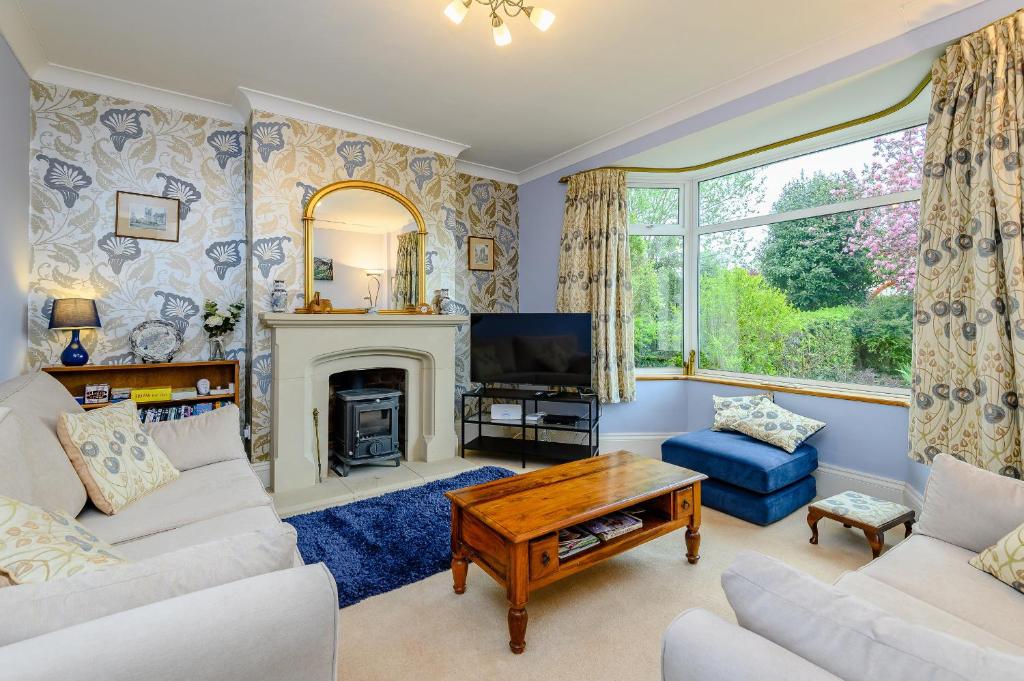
(129, 320, 183, 363)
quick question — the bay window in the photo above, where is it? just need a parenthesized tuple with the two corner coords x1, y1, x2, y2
(627, 123, 924, 394)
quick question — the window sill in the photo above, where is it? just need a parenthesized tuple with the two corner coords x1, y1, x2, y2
(635, 372, 910, 407)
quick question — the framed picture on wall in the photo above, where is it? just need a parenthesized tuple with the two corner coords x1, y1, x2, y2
(115, 191, 180, 242)
(468, 236, 495, 272)
(313, 256, 334, 281)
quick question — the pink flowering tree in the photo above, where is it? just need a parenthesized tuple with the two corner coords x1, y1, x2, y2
(842, 126, 926, 293)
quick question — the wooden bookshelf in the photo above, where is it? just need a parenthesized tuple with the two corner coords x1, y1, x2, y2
(42, 360, 239, 410)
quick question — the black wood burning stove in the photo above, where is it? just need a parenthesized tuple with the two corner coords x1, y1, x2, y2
(330, 388, 401, 477)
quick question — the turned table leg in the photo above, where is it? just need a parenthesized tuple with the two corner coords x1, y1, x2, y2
(807, 508, 823, 545)
(451, 506, 468, 594)
(904, 520, 914, 538)
(507, 541, 530, 653)
(685, 482, 702, 564)
(452, 556, 468, 594)
(508, 606, 528, 654)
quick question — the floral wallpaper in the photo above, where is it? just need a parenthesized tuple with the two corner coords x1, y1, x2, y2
(28, 82, 247, 371)
(246, 111, 518, 462)
(25, 82, 518, 464)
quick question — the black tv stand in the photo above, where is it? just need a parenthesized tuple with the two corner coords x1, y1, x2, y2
(460, 387, 601, 468)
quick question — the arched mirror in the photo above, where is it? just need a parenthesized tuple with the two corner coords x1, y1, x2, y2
(302, 181, 429, 313)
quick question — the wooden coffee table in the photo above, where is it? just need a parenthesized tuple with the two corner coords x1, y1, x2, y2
(446, 451, 706, 653)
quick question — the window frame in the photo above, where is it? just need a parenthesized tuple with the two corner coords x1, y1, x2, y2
(626, 114, 925, 399)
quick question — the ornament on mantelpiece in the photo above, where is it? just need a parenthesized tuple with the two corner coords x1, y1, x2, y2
(433, 288, 469, 315)
(270, 280, 289, 313)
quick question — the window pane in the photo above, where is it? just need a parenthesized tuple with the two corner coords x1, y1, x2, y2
(628, 187, 679, 225)
(698, 125, 925, 225)
(630, 235, 683, 368)
(698, 202, 916, 389)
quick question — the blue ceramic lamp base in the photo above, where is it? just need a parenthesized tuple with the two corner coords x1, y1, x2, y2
(60, 329, 90, 367)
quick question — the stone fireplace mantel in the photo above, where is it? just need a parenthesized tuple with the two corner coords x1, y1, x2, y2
(261, 313, 466, 504)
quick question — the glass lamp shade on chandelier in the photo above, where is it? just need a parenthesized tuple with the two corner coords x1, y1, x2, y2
(444, 0, 555, 46)
(49, 298, 102, 366)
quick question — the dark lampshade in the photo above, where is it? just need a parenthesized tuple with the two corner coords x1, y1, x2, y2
(49, 298, 101, 330)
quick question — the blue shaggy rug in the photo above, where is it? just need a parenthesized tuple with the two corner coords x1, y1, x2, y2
(285, 466, 515, 608)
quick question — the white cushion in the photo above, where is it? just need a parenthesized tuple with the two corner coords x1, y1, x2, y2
(114, 505, 285, 560)
(77, 459, 272, 544)
(857, 534, 1024, 648)
(0, 372, 87, 515)
(916, 453, 1024, 553)
(834, 570, 1024, 655)
(0, 525, 297, 646)
(143, 404, 246, 471)
(722, 551, 1024, 681)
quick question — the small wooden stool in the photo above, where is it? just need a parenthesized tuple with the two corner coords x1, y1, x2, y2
(807, 491, 915, 559)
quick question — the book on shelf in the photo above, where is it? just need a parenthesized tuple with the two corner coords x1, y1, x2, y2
(579, 511, 643, 541)
(131, 386, 172, 403)
(557, 525, 600, 559)
(171, 388, 199, 400)
(137, 400, 229, 423)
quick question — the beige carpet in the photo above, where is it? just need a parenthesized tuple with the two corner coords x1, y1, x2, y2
(337, 500, 879, 681)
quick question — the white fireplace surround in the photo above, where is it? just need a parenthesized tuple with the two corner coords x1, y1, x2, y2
(261, 314, 466, 499)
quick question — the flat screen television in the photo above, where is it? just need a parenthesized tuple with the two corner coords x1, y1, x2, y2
(470, 313, 592, 388)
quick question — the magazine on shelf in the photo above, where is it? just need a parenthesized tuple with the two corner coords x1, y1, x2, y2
(557, 526, 600, 559)
(579, 511, 643, 541)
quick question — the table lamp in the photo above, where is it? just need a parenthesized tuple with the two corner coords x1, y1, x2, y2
(49, 298, 101, 366)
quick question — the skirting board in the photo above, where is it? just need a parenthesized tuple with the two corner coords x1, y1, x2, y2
(252, 461, 270, 489)
(601, 432, 925, 515)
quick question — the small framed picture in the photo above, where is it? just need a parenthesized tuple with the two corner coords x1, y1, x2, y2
(84, 383, 111, 405)
(468, 236, 495, 272)
(313, 257, 334, 281)
(115, 191, 180, 242)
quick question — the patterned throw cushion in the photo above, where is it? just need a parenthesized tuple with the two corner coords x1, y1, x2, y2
(969, 521, 1024, 593)
(719, 397, 825, 453)
(711, 393, 774, 431)
(57, 401, 179, 515)
(0, 495, 127, 585)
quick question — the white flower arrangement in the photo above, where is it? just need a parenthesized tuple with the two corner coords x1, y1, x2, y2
(203, 300, 244, 338)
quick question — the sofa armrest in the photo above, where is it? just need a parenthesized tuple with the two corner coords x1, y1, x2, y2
(0, 564, 339, 681)
(662, 609, 841, 681)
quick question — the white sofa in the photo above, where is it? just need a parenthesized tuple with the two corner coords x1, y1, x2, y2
(663, 454, 1024, 681)
(0, 372, 339, 681)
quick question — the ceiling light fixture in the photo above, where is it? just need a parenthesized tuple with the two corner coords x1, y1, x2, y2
(444, 0, 555, 46)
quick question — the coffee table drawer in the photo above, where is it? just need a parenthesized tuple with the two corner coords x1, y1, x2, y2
(675, 487, 694, 518)
(529, 534, 558, 581)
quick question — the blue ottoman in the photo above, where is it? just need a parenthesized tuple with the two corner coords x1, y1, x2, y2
(662, 429, 818, 525)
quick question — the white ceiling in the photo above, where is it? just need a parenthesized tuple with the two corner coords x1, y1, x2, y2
(0, 0, 1006, 182)
(620, 48, 939, 171)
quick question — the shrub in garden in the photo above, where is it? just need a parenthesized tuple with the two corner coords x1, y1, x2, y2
(699, 268, 799, 375)
(850, 294, 913, 375)
(783, 306, 857, 382)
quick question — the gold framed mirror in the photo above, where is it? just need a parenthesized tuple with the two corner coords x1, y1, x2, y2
(300, 180, 430, 314)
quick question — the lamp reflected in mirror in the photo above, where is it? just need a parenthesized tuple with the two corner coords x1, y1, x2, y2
(365, 269, 384, 314)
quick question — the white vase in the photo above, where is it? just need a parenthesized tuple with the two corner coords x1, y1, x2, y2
(271, 280, 289, 312)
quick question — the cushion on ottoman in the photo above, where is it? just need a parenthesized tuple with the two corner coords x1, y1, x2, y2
(703, 476, 816, 526)
(662, 428, 818, 494)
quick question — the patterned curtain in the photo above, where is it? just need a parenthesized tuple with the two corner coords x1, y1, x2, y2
(910, 11, 1024, 479)
(556, 169, 635, 403)
(392, 231, 418, 308)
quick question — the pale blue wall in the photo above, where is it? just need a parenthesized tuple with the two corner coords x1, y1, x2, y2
(0, 34, 28, 381)
(512, 2, 1017, 488)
